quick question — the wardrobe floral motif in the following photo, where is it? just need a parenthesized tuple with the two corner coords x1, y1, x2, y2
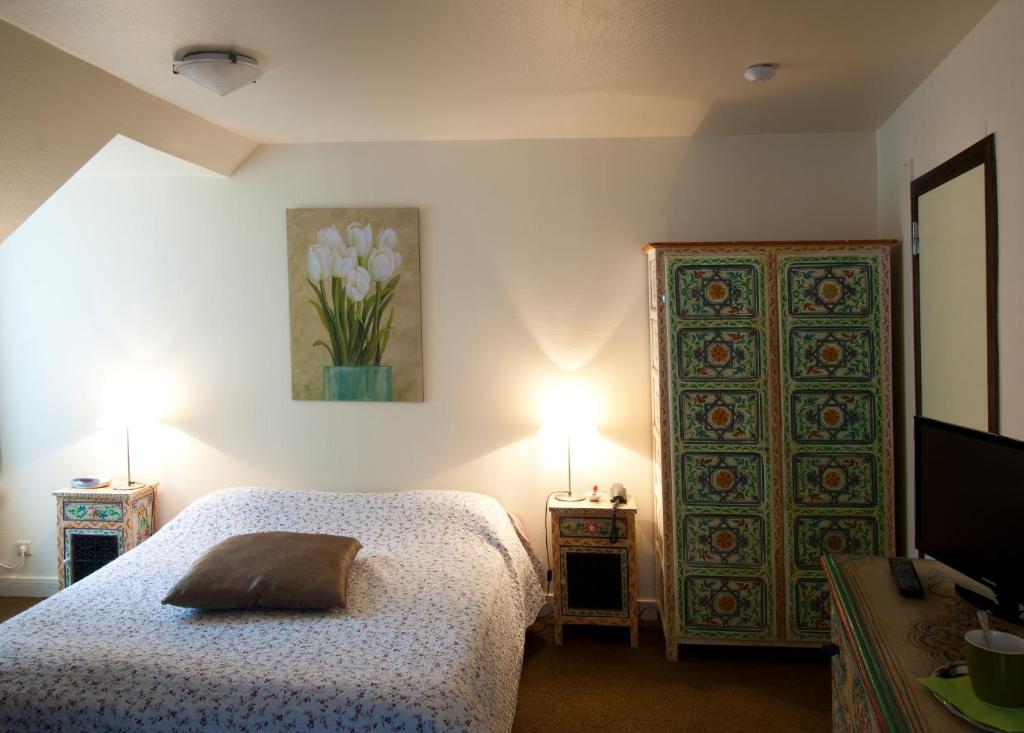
(647, 241, 896, 658)
(287, 208, 423, 401)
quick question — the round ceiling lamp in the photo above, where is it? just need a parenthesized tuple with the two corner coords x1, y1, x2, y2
(743, 63, 777, 83)
(172, 51, 262, 96)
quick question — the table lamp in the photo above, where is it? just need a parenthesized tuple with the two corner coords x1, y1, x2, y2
(542, 383, 597, 502)
(96, 373, 168, 489)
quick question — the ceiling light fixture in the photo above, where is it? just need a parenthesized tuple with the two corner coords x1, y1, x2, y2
(744, 63, 777, 83)
(172, 50, 262, 96)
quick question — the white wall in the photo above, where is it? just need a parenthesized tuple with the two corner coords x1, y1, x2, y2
(0, 132, 878, 597)
(876, 0, 1022, 550)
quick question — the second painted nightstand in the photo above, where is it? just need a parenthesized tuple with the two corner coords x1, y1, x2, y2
(548, 493, 639, 647)
(54, 482, 158, 589)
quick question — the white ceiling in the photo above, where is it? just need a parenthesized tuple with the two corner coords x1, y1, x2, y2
(0, 0, 995, 143)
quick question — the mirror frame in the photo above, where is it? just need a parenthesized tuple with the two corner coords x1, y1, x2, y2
(911, 134, 999, 433)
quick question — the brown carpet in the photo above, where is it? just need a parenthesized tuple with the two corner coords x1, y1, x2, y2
(0, 596, 40, 623)
(514, 618, 831, 733)
(0, 600, 830, 731)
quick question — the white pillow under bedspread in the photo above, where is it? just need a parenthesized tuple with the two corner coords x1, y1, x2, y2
(0, 488, 545, 733)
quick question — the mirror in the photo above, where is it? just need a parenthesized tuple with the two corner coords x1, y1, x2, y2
(911, 134, 998, 432)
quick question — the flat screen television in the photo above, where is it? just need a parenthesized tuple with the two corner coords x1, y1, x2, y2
(915, 416, 1024, 624)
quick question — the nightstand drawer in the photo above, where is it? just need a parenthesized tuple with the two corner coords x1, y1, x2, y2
(62, 501, 124, 523)
(558, 515, 629, 540)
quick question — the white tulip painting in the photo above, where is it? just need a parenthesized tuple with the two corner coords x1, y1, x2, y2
(287, 208, 423, 402)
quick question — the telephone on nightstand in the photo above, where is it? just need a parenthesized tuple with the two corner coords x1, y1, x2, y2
(609, 485, 627, 543)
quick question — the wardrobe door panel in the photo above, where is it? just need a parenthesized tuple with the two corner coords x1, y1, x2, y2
(778, 252, 894, 641)
(794, 578, 832, 636)
(668, 255, 777, 642)
(681, 452, 765, 506)
(683, 575, 768, 633)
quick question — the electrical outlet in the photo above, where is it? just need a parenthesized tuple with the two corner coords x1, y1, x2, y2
(15, 540, 31, 557)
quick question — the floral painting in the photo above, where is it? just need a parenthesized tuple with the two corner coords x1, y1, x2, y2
(287, 208, 422, 401)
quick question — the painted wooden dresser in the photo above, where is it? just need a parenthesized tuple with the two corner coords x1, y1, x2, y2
(54, 482, 158, 589)
(548, 494, 639, 647)
(823, 554, 1021, 732)
(646, 241, 897, 658)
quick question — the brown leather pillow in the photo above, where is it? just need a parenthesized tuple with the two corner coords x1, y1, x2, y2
(162, 532, 362, 611)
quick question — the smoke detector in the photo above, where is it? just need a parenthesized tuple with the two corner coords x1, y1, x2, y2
(172, 50, 262, 96)
(744, 63, 777, 83)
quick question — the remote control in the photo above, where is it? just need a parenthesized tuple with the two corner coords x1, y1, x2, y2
(889, 558, 924, 598)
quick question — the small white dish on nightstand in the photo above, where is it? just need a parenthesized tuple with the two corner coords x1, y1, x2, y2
(69, 475, 111, 490)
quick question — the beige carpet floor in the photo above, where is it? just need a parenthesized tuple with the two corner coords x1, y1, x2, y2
(513, 618, 830, 733)
(0, 596, 40, 623)
(0, 600, 830, 732)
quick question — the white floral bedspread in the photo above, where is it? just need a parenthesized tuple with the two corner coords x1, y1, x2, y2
(0, 488, 544, 732)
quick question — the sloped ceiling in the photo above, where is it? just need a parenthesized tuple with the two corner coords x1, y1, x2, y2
(0, 20, 254, 243)
(0, 0, 996, 143)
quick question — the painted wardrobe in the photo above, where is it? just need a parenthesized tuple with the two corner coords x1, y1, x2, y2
(646, 241, 897, 658)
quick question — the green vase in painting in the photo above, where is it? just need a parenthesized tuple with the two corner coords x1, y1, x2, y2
(322, 365, 393, 401)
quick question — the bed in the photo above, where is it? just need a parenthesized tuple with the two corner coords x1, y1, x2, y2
(0, 487, 545, 732)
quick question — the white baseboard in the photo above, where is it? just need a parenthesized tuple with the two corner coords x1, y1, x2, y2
(0, 576, 58, 598)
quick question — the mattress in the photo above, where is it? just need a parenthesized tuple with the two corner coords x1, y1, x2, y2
(0, 487, 545, 732)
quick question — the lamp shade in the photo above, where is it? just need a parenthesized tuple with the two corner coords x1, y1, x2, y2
(96, 372, 172, 430)
(540, 382, 597, 438)
(173, 51, 261, 96)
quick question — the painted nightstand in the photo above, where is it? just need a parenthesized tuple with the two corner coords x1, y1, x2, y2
(548, 494, 639, 647)
(54, 482, 158, 589)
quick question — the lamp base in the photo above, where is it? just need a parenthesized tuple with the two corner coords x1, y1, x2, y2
(110, 480, 147, 492)
(552, 491, 585, 502)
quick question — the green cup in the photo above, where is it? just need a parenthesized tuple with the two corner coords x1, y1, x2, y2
(965, 629, 1024, 708)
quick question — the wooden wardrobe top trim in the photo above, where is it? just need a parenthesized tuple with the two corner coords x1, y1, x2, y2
(643, 239, 899, 253)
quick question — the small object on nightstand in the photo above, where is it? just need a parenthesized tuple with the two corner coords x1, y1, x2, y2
(587, 485, 602, 502)
(548, 493, 638, 648)
(69, 475, 111, 490)
(54, 482, 159, 589)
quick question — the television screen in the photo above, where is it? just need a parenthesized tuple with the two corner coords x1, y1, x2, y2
(915, 416, 1024, 607)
